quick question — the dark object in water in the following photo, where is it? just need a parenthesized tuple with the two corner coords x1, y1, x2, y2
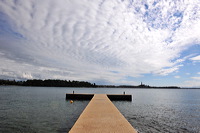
(66, 94, 132, 101)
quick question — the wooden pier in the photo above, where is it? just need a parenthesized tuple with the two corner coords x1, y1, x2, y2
(69, 94, 137, 133)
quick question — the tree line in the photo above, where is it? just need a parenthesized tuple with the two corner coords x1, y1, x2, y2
(0, 79, 180, 88)
(0, 79, 96, 87)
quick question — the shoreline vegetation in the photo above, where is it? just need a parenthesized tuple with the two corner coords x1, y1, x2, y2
(0, 79, 196, 89)
(0, 79, 95, 87)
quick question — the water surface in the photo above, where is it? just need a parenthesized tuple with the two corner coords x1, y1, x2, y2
(113, 89, 200, 133)
(0, 86, 89, 133)
(0, 86, 200, 133)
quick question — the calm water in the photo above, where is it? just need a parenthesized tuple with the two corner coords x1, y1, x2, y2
(0, 86, 200, 133)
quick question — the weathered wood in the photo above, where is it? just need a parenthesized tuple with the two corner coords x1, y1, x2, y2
(69, 94, 137, 133)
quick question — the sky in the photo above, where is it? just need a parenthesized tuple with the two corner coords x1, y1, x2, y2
(0, 0, 200, 87)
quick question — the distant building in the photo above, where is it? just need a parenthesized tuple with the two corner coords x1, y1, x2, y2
(138, 82, 150, 88)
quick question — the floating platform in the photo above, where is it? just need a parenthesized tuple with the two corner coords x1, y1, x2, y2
(66, 93, 94, 100)
(66, 93, 132, 101)
(69, 94, 137, 133)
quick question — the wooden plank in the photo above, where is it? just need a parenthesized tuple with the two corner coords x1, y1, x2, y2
(69, 94, 137, 133)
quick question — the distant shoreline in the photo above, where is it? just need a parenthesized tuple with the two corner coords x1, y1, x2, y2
(0, 79, 199, 89)
(0, 85, 199, 89)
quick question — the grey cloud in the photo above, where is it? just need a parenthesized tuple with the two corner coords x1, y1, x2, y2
(0, 0, 200, 84)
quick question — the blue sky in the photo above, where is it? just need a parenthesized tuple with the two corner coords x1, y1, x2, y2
(0, 0, 200, 87)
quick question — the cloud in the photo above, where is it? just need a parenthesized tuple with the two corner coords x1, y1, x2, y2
(0, 0, 200, 84)
(183, 76, 200, 87)
(183, 80, 200, 87)
(182, 80, 200, 87)
(155, 65, 182, 76)
(190, 55, 200, 61)
(174, 76, 180, 79)
(191, 77, 200, 80)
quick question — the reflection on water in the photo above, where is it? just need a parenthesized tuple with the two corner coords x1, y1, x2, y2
(113, 89, 200, 133)
(0, 87, 200, 133)
(0, 86, 89, 133)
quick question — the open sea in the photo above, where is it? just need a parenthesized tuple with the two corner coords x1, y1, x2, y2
(0, 86, 200, 133)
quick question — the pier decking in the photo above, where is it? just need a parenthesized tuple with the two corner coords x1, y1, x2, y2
(69, 94, 137, 133)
